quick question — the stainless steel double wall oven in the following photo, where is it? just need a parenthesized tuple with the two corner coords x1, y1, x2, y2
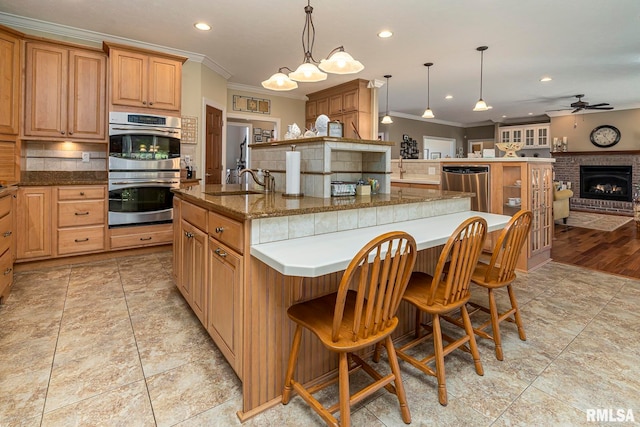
(108, 112, 181, 227)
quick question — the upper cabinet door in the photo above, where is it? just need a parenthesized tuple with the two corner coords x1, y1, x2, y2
(68, 50, 107, 140)
(24, 42, 68, 138)
(110, 49, 148, 108)
(0, 30, 20, 136)
(148, 56, 182, 111)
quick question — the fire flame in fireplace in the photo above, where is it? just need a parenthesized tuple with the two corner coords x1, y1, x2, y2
(593, 184, 623, 194)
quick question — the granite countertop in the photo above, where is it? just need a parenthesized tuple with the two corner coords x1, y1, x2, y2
(172, 184, 473, 221)
(19, 171, 108, 186)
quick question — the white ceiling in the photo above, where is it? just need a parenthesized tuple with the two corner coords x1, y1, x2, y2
(2, 0, 640, 127)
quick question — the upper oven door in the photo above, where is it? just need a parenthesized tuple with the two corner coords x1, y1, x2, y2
(109, 132, 180, 170)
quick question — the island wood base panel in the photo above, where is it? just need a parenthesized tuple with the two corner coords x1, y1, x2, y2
(240, 247, 440, 419)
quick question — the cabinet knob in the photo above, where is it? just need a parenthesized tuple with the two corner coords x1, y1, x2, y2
(184, 231, 194, 238)
(3, 267, 11, 275)
(3, 231, 11, 237)
(215, 248, 227, 257)
(142, 101, 147, 105)
(149, 102, 154, 106)
(80, 192, 85, 196)
(215, 226, 224, 233)
(69, 131, 73, 135)
(60, 131, 65, 135)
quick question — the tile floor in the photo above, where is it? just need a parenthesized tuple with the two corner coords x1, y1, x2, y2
(1, 251, 639, 426)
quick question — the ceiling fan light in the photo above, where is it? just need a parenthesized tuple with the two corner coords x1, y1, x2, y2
(381, 115, 393, 124)
(289, 62, 327, 82)
(422, 108, 435, 119)
(473, 98, 488, 112)
(261, 71, 298, 91)
(319, 49, 364, 74)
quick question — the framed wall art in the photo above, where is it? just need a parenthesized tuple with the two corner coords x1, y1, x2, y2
(431, 152, 441, 159)
(233, 95, 271, 114)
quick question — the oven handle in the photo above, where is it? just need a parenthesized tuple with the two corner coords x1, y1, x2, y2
(110, 180, 180, 185)
(110, 126, 180, 134)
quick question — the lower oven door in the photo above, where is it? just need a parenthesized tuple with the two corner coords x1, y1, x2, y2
(108, 181, 178, 227)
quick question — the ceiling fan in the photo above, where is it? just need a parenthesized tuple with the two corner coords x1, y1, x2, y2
(547, 94, 614, 113)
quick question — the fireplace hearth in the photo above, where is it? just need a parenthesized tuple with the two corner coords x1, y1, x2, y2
(580, 165, 632, 202)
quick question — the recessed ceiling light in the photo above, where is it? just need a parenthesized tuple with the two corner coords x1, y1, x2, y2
(502, 115, 507, 118)
(540, 76, 552, 82)
(488, 106, 493, 109)
(377, 30, 393, 38)
(528, 112, 534, 115)
(194, 22, 211, 31)
(445, 95, 453, 99)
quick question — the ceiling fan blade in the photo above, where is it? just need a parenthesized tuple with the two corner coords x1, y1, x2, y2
(589, 106, 614, 110)
(545, 108, 571, 112)
(571, 108, 582, 113)
(588, 103, 610, 108)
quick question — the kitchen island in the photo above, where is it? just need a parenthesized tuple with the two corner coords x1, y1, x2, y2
(171, 184, 510, 420)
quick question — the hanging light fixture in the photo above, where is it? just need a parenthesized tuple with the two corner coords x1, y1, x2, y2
(261, 67, 298, 91)
(473, 46, 489, 111)
(264, 1, 364, 89)
(422, 62, 435, 119)
(381, 75, 393, 124)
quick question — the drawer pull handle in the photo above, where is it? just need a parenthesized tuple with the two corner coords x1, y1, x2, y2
(140, 237, 153, 241)
(184, 231, 194, 238)
(4, 267, 11, 275)
(3, 231, 11, 237)
(75, 212, 90, 216)
(215, 248, 227, 257)
(75, 238, 89, 242)
(215, 227, 224, 233)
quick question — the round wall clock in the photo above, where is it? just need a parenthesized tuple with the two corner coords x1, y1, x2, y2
(590, 125, 621, 148)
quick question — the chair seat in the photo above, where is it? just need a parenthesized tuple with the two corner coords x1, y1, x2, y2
(471, 263, 515, 288)
(402, 272, 471, 314)
(288, 290, 399, 353)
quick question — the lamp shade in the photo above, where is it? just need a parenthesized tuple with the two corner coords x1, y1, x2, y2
(473, 99, 488, 112)
(319, 49, 364, 74)
(262, 71, 298, 91)
(289, 62, 327, 82)
(381, 115, 393, 124)
(422, 108, 435, 119)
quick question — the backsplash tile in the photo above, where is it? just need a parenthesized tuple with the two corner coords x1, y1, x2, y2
(23, 142, 107, 172)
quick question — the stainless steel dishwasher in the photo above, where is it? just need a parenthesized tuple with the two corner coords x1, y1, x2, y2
(441, 165, 490, 212)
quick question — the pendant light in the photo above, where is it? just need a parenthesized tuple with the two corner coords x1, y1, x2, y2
(473, 46, 489, 111)
(381, 75, 393, 124)
(261, 67, 298, 91)
(422, 62, 435, 119)
(319, 46, 364, 74)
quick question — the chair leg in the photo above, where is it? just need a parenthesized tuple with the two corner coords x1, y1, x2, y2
(282, 325, 303, 404)
(461, 305, 484, 376)
(507, 284, 527, 341)
(373, 342, 382, 363)
(338, 352, 351, 427)
(384, 336, 411, 424)
(415, 307, 422, 338)
(487, 289, 504, 361)
(431, 314, 448, 406)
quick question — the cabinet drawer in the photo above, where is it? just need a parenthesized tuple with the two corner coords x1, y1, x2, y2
(182, 202, 207, 230)
(57, 225, 105, 255)
(0, 247, 12, 299)
(58, 186, 105, 201)
(0, 194, 11, 217)
(0, 213, 11, 256)
(58, 200, 105, 227)
(110, 228, 173, 249)
(209, 211, 243, 254)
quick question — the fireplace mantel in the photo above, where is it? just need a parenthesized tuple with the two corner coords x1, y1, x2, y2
(552, 150, 640, 156)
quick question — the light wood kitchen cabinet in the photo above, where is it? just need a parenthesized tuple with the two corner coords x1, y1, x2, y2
(24, 41, 107, 142)
(0, 26, 22, 137)
(56, 186, 106, 255)
(499, 124, 549, 149)
(109, 223, 173, 250)
(104, 42, 187, 113)
(17, 187, 52, 260)
(0, 137, 18, 183)
(0, 190, 16, 303)
(306, 79, 371, 139)
(178, 201, 208, 325)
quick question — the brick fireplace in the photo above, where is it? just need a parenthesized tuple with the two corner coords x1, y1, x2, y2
(553, 152, 640, 215)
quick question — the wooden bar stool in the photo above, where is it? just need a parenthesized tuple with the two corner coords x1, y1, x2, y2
(465, 209, 532, 360)
(282, 231, 417, 426)
(395, 217, 487, 406)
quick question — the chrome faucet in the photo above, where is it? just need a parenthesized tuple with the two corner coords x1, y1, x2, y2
(239, 169, 276, 192)
(399, 155, 406, 179)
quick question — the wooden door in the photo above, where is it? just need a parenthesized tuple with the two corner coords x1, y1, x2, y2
(110, 48, 147, 108)
(205, 105, 223, 184)
(148, 56, 182, 111)
(24, 42, 68, 138)
(0, 29, 21, 135)
(68, 49, 107, 140)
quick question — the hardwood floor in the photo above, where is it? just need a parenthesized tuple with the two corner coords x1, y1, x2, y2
(551, 219, 640, 279)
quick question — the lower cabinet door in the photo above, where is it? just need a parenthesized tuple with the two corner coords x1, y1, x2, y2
(207, 236, 242, 376)
(180, 220, 207, 325)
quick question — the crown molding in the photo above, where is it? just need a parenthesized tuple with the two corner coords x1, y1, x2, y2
(227, 82, 308, 101)
(383, 111, 466, 128)
(0, 12, 233, 79)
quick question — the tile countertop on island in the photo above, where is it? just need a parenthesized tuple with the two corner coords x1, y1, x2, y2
(171, 184, 475, 221)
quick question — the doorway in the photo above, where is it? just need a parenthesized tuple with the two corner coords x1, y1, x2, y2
(205, 105, 223, 184)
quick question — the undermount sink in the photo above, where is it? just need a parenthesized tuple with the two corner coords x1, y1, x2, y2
(204, 190, 264, 196)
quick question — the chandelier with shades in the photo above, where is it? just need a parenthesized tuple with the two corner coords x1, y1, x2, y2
(261, 0, 364, 91)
